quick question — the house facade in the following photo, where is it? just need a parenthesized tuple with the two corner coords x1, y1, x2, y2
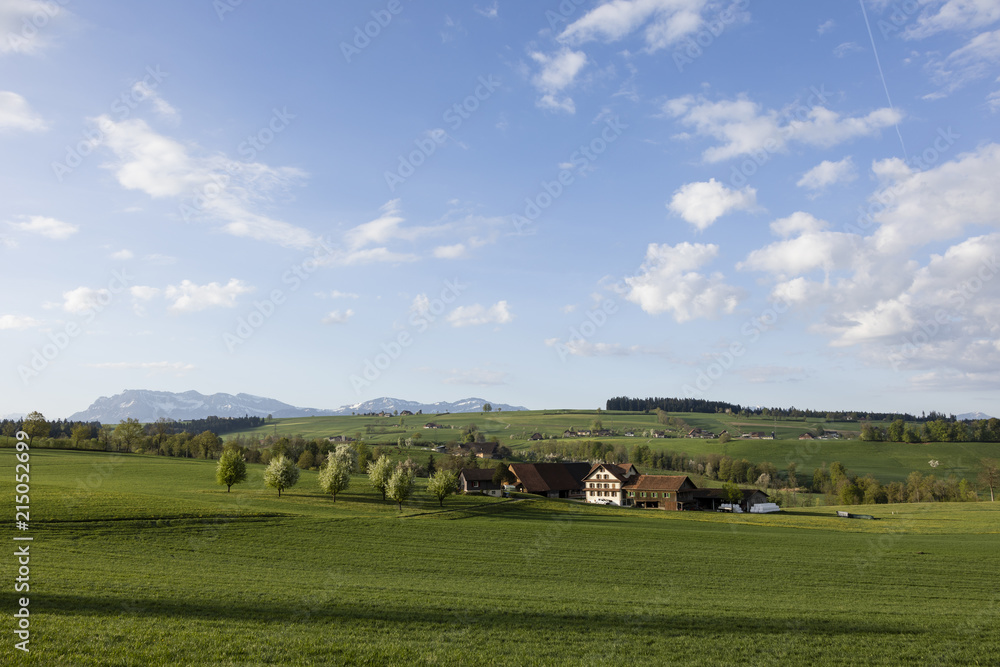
(583, 463, 639, 505)
(624, 474, 698, 510)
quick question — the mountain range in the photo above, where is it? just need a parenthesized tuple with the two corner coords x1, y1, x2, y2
(66, 390, 526, 423)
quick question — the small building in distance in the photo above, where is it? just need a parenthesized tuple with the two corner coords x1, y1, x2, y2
(508, 462, 591, 499)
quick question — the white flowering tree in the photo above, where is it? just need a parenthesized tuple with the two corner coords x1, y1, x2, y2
(367, 455, 393, 500)
(263, 454, 300, 497)
(215, 448, 247, 492)
(427, 469, 458, 507)
(319, 451, 352, 502)
(386, 464, 415, 511)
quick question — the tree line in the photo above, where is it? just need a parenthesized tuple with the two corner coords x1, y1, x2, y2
(605, 396, 968, 423)
(861, 418, 1000, 443)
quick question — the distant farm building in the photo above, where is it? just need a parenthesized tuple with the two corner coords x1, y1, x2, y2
(459, 468, 503, 497)
(508, 462, 591, 499)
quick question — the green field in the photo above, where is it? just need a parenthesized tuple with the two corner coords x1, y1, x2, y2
(222, 410, 1000, 485)
(4, 449, 999, 665)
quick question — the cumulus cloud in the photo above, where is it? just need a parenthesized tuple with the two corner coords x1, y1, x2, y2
(797, 157, 857, 190)
(0, 91, 46, 131)
(62, 287, 111, 314)
(97, 115, 315, 249)
(558, 0, 711, 52)
(164, 278, 253, 312)
(902, 0, 1000, 39)
(663, 93, 901, 163)
(322, 309, 354, 324)
(7, 215, 77, 239)
(530, 48, 587, 113)
(0, 314, 40, 330)
(0, 0, 69, 55)
(869, 143, 1000, 253)
(667, 179, 756, 230)
(447, 301, 513, 327)
(739, 213, 861, 280)
(433, 243, 467, 259)
(625, 242, 742, 321)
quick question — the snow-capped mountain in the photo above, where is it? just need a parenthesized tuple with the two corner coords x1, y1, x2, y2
(67, 390, 526, 422)
(330, 397, 527, 415)
(68, 390, 336, 423)
(957, 411, 994, 421)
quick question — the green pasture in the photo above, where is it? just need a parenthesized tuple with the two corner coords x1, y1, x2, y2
(2, 449, 999, 665)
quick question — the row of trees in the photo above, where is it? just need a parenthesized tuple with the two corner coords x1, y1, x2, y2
(861, 418, 1000, 443)
(215, 444, 469, 510)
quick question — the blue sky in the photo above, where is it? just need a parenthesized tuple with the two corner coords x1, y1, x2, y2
(2, 0, 999, 419)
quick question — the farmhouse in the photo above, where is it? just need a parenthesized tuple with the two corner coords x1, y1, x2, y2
(458, 468, 502, 497)
(528, 433, 545, 441)
(508, 462, 591, 499)
(625, 475, 699, 510)
(583, 462, 639, 506)
(424, 422, 443, 429)
(456, 442, 498, 459)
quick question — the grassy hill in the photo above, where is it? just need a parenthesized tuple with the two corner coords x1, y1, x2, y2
(222, 409, 1000, 485)
(6, 449, 999, 665)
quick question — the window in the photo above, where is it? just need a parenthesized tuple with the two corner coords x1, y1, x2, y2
(651, 492, 657, 498)
(473, 481, 479, 488)
(665, 493, 670, 498)
(628, 491, 634, 497)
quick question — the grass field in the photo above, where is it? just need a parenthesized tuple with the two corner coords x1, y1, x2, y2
(221, 410, 1000, 486)
(3, 448, 999, 665)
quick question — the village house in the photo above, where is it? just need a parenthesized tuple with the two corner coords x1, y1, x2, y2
(582, 462, 639, 505)
(528, 432, 545, 441)
(424, 422, 443, 429)
(458, 468, 503, 497)
(455, 442, 499, 459)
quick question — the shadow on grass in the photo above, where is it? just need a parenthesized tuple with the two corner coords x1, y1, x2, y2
(38, 593, 919, 640)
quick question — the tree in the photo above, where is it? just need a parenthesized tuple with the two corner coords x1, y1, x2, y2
(426, 454, 436, 477)
(719, 432, 731, 444)
(722, 482, 743, 506)
(22, 411, 49, 444)
(427, 470, 459, 507)
(194, 430, 222, 459)
(263, 455, 300, 497)
(482, 403, 492, 413)
(297, 450, 315, 469)
(978, 458, 999, 502)
(386, 464, 415, 511)
(331, 444, 358, 472)
(492, 462, 516, 487)
(367, 456, 394, 500)
(592, 419, 603, 431)
(318, 452, 352, 502)
(114, 418, 145, 452)
(216, 448, 247, 492)
(71, 424, 92, 446)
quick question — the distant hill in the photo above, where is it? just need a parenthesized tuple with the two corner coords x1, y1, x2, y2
(329, 397, 527, 416)
(958, 411, 994, 421)
(67, 390, 526, 422)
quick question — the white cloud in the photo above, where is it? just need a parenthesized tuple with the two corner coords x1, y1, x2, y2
(0, 0, 67, 55)
(923, 28, 1000, 99)
(7, 215, 77, 239)
(903, 0, 1000, 39)
(475, 2, 498, 19)
(143, 253, 176, 265)
(129, 286, 161, 300)
(110, 249, 134, 260)
(664, 93, 901, 163)
(164, 279, 253, 312)
(322, 309, 354, 324)
(625, 242, 742, 321)
(544, 338, 646, 357)
(817, 19, 835, 34)
(667, 179, 756, 230)
(0, 91, 45, 131)
(833, 41, 863, 57)
(796, 156, 857, 190)
(329, 290, 359, 299)
(97, 115, 315, 249)
(131, 81, 180, 122)
(0, 314, 40, 330)
(447, 301, 513, 327)
(559, 0, 710, 52)
(530, 48, 587, 113)
(869, 143, 1000, 253)
(63, 287, 111, 314)
(739, 214, 860, 280)
(433, 243, 467, 259)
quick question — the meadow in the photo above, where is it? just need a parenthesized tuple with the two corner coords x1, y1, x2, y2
(224, 409, 1000, 485)
(3, 448, 999, 665)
